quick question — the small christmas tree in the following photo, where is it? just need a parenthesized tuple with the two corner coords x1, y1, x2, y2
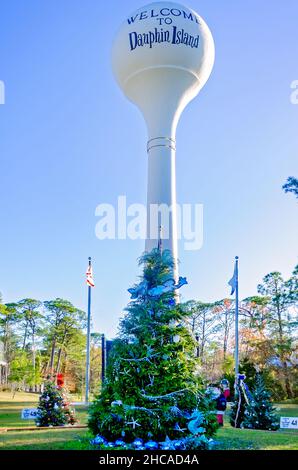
(88, 249, 218, 449)
(36, 379, 67, 427)
(242, 374, 279, 431)
(57, 373, 77, 425)
(36, 376, 77, 427)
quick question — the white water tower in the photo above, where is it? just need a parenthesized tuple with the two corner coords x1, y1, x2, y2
(112, 1, 215, 278)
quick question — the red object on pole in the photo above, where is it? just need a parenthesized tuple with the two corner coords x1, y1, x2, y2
(57, 373, 64, 387)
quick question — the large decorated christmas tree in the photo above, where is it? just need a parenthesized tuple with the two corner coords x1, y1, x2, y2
(88, 249, 218, 450)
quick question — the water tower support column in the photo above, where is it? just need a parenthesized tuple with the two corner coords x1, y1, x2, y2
(146, 136, 178, 280)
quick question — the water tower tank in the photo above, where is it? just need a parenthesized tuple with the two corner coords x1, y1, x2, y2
(112, 2, 215, 278)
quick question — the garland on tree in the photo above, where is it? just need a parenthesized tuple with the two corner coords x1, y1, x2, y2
(35, 374, 77, 427)
(88, 249, 218, 450)
(242, 374, 279, 431)
(230, 374, 252, 428)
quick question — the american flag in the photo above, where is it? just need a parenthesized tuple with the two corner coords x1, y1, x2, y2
(86, 264, 95, 287)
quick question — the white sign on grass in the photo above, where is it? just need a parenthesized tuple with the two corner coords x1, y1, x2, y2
(280, 417, 298, 429)
(21, 408, 38, 420)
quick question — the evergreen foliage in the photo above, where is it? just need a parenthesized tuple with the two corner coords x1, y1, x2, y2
(36, 377, 77, 427)
(88, 249, 218, 447)
(242, 374, 279, 430)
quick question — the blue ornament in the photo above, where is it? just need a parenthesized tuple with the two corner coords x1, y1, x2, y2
(159, 437, 175, 450)
(128, 280, 148, 299)
(176, 277, 188, 288)
(111, 400, 123, 407)
(91, 435, 107, 446)
(145, 440, 159, 450)
(173, 422, 187, 432)
(160, 443, 171, 450)
(173, 440, 186, 450)
(195, 427, 205, 434)
(115, 439, 126, 447)
(107, 442, 115, 448)
(132, 438, 144, 447)
(170, 406, 183, 417)
(188, 409, 204, 435)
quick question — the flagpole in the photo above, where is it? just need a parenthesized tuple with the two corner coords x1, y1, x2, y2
(101, 334, 106, 383)
(85, 257, 92, 404)
(158, 224, 162, 253)
(234, 256, 239, 390)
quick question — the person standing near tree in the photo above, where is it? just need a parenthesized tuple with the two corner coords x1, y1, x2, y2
(206, 383, 227, 426)
(221, 378, 231, 401)
(216, 388, 227, 426)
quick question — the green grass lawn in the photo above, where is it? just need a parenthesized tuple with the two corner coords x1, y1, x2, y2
(0, 392, 298, 450)
(214, 402, 298, 450)
(0, 428, 91, 450)
(213, 402, 298, 450)
(0, 391, 88, 428)
(215, 426, 298, 450)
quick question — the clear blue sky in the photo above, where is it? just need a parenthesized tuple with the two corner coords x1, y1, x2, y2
(0, 0, 297, 338)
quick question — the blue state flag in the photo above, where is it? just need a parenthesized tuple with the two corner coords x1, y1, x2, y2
(228, 262, 237, 295)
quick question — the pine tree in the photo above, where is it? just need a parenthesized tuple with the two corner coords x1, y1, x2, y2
(242, 374, 279, 430)
(35, 377, 77, 427)
(88, 249, 218, 449)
